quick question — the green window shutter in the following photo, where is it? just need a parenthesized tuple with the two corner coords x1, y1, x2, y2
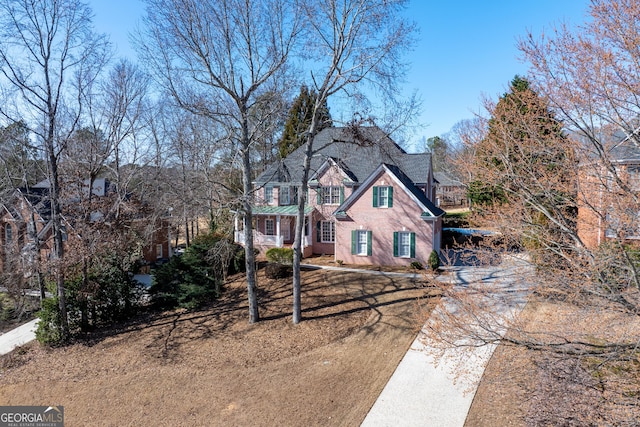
(317, 188, 322, 205)
(351, 230, 357, 254)
(410, 232, 416, 258)
(372, 186, 378, 207)
(393, 232, 399, 257)
(339, 186, 344, 204)
(316, 221, 321, 242)
(367, 231, 372, 256)
(388, 186, 393, 208)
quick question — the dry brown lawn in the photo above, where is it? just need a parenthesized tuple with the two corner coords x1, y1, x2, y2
(465, 300, 640, 426)
(0, 261, 438, 427)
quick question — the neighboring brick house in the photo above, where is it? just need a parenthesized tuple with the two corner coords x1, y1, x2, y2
(0, 182, 52, 275)
(577, 131, 640, 248)
(434, 171, 468, 208)
(0, 178, 170, 276)
(240, 126, 444, 266)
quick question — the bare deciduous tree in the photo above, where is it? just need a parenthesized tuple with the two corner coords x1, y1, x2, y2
(138, 0, 302, 323)
(291, 0, 416, 324)
(0, 0, 110, 339)
(428, 1, 640, 422)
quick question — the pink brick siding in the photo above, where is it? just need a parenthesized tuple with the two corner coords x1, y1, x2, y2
(334, 169, 441, 266)
(252, 161, 442, 264)
(309, 162, 355, 255)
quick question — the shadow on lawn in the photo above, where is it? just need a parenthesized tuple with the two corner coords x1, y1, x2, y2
(76, 268, 439, 358)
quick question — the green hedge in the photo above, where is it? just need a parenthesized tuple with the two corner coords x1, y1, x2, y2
(265, 247, 294, 265)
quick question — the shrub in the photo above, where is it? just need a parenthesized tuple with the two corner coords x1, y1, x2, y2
(428, 250, 440, 271)
(36, 297, 63, 346)
(36, 255, 146, 342)
(61, 257, 145, 332)
(264, 262, 293, 279)
(150, 250, 220, 310)
(149, 233, 243, 310)
(0, 294, 16, 321)
(410, 261, 423, 270)
(265, 247, 294, 265)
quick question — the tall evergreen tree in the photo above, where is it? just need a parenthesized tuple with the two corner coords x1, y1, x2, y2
(469, 75, 571, 207)
(278, 85, 332, 158)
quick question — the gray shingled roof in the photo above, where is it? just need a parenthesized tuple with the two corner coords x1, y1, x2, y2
(573, 127, 640, 163)
(255, 127, 432, 185)
(610, 130, 640, 162)
(433, 171, 463, 187)
(385, 164, 445, 217)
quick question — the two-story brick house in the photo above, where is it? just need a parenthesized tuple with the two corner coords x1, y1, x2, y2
(0, 178, 170, 277)
(578, 130, 640, 248)
(241, 126, 444, 266)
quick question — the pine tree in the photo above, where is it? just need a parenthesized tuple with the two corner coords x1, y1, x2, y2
(278, 85, 332, 158)
(469, 75, 570, 206)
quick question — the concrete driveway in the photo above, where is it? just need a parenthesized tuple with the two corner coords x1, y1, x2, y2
(362, 253, 533, 426)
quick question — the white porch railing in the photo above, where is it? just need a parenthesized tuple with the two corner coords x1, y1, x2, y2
(234, 231, 311, 248)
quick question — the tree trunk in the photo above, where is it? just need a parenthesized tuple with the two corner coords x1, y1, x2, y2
(292, 112, 321, 324)
(29, 211, 46, 306)
(47, 146, 69, 339)
(241, 113, 259, 323)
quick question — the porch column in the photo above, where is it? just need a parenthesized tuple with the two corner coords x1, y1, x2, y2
(304, 214, 310, 247)
(233, 213, 240, 244)
(276, 215, 281, 247)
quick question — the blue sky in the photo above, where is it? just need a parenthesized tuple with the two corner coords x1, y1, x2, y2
(89, 0, 589, 143)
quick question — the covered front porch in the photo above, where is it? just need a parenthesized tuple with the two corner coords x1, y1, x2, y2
(234, 205, 315, 256)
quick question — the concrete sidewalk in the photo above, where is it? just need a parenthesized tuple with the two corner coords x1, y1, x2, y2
(362, 256, 532, 426)
(0, 318, 38, 356)
(0, 275, 151, 357)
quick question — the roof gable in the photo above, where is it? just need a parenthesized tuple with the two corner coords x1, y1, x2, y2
(334, 163, 444, 219)
(309, 157, 357, 185)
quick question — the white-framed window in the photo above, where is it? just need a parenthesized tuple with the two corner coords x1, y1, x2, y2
(156, 243, 163, 259)
(357, 230, 368, 255)
(394, 231, 415, 258)
(373, 186, 393, 208)
(280, 187, 290, 205)
(320, 186, 342, 205)
(4, 224, 12, 244)
(379, 187, 389, 207)
(264, 186, 273, 203)
(265, 219, 275, 235)
(351, 230, 371, 256)
(279, 186, 297, 205)
(321, 221, 335, 243)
